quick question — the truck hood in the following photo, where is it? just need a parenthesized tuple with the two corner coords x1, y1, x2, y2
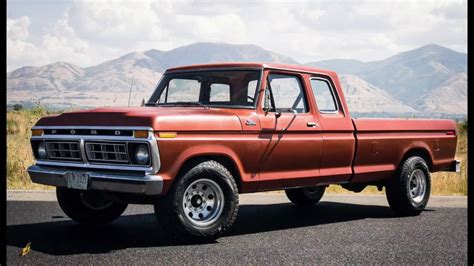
(36, 107, 243, 131)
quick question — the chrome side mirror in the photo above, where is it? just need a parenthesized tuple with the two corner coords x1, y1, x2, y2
(275, 110, 281, 118)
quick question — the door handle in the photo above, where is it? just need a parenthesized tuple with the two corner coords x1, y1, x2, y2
(307, 122, 318, 128)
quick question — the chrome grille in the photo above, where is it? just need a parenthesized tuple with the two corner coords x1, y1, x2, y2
(85, 142, 129, 163)
(46, 141, 81, 161)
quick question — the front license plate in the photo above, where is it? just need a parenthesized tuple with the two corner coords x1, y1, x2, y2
(65, 172, 89, 190)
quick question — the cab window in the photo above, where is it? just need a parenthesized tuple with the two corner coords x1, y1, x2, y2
(266, 74, 308, 113)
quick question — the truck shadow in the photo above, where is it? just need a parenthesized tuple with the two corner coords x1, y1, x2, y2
(6, 201, 424, 256)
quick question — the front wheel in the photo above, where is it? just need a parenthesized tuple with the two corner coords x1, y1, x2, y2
(285, 186, 326, 206)
(154, 160, 239, 241)
(56, 187, 128, 225)
(386, 156, 431, 216)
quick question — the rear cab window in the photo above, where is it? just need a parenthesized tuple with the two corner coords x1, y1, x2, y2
(310, 78, 339, 113)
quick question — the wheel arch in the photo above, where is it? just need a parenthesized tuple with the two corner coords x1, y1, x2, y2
(173, 153, 244, 193)
(399, 147, 434, 172)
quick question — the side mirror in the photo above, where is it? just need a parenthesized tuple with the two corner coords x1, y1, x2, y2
(141, 99, 145, 107)
(275, 110, 281, 118)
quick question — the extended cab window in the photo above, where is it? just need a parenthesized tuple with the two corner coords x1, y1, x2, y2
(310, 78, 338, 112)
(267, 74, 307, 113)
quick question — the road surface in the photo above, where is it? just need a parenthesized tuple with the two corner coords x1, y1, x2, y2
(7, 191, 467, 264)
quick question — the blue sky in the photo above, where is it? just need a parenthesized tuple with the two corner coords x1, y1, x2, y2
(7, 0, 467, 71)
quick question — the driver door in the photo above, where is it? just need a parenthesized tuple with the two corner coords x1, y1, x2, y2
(257, 71, 323, 190)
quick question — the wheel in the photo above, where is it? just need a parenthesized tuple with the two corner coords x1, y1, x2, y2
(285, 186, 326, 206)
(154, 160, 239, 241)
(56, 187, 128, 225)
(386, 156, 431, 216)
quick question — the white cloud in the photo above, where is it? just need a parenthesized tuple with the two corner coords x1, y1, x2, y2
(7, 0, 467, 71)
(7, 16, 49, 71)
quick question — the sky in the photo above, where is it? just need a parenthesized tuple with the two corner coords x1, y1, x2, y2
(7, 0, 467, 72)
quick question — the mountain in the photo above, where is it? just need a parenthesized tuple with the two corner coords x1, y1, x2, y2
(307, 44, 467, 107)
(7, 42, 299, 108)
(155, 42, 299, 69)
(416, 72, 467, 114)
(7, 42, 467, 116)
(339, 75, 417, 113)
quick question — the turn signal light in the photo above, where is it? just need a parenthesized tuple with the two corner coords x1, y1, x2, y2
(134, 130, 149, 138)
(32, 129, 43, 136)
(158, 132, 177, 138)
(446, 130, 456, 136)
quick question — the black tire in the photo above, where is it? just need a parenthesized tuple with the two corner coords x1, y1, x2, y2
(386, 156, 431, 216)
(285, 186, 326, 206)
(154, 160, 239, 241)
(56, 187, 128, 225)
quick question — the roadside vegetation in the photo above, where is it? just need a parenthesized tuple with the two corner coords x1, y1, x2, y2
(6, 106, 468, 195)
(7, 106, 58, 189)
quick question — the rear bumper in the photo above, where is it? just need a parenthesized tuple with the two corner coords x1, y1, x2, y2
(448, 160, 461, 173)
(27, 165, 163, 195)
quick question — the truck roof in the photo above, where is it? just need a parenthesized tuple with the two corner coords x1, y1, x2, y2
(165, 62, 337, 76)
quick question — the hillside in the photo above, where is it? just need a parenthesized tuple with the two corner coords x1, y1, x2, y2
(339, 75, 417, 113)
(416, 72, 467, 114)
(307, 44, 467, 113)
(7, 42, 467, 117)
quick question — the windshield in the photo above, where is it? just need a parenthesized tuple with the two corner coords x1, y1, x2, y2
(146, 70, 262, 108)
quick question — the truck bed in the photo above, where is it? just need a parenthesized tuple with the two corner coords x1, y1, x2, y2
(351, 118, 458, 183)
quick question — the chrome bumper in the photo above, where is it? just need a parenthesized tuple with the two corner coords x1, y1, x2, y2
(27, 165, 163, 195)
(449, 160, 461, 173)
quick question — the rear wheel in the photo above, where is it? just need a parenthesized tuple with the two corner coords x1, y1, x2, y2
(386, 156, 431, 216)
(154, 160, 239, 241)
(285, 186, 326, 206)
(56, 187, 128, 225)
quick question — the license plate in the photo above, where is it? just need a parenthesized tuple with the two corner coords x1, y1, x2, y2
(65, 172, 89, 190)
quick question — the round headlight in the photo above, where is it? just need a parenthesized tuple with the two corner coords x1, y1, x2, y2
(135, 144, 149, 165)
(37, 142, 47, 159)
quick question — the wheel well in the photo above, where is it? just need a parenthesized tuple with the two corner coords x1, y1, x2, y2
(400, 148, 433, 171)
(176, 155, 243, 193)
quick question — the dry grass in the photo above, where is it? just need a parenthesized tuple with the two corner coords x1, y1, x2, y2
(7, 107, 55, 190)
(430, 124, 467, 195)
(6, 108, 467, 195)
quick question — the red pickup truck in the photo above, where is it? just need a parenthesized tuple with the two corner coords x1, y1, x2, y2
(28, 62, 459, 240)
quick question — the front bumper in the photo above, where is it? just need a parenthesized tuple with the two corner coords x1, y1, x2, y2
(448, 160, 461, 173)
(27, 165, 163, 195)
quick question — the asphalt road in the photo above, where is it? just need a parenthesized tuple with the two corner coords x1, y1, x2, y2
(7, 191, 467, 264)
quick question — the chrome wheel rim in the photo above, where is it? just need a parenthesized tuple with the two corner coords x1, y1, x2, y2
(182, 178, 225, 226)
(408, 169, 426, 204)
